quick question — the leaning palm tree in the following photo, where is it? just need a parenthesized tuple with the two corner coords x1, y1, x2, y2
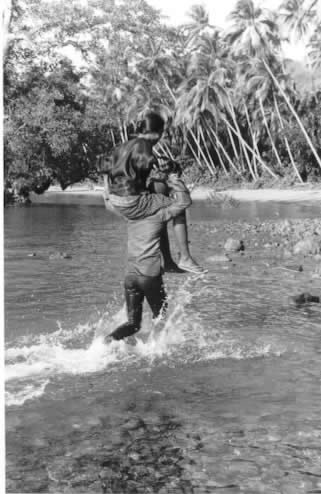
(175, 30, 231, 175)
(135, 38, 181, 99)
(308, 21, 321, 69)
(225, 0, 281, 58)
(241, 57, 288, 171)
(175, 31, 229, 128)
(280, 0, 318, 41)
(183, 4, 215, 48)
(264, 60, 321, 172)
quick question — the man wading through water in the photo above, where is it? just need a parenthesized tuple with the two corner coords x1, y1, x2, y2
(100, 111, 206, 341)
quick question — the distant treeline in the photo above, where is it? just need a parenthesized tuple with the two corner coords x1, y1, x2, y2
(3, 0, 321, 203)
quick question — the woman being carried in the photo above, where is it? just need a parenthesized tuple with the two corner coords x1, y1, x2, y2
(102, 110, 205, 274)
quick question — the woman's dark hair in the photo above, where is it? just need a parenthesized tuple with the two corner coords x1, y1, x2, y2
(140, 111, 165, 135)
(158, 159, 182, 176)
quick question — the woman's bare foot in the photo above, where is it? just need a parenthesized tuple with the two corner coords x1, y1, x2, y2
(163, 262, 185, 273)
(177, 257, 207, 274)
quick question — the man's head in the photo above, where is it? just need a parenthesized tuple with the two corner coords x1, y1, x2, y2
(140, 111, 165, 142)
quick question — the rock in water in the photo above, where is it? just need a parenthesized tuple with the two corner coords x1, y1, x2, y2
(207, 254, 231, 263)
(224, 238, 244, 252)
(49, 252, 72, 260)
(290, 292, 320, 305)
(293, 237, 320, 256)
(283, 249, 292, 259)
(312, 264, 321, 278)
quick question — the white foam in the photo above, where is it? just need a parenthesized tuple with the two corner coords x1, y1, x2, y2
(5, 277, 285, 407)
(6, 379, 50, 407)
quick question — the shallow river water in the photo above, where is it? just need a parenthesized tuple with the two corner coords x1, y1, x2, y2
(5, 196, 321, 493)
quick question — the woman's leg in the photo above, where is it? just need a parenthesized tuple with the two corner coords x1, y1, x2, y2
(172, 211, 190, 261)
(172, 212, 205, 272)
(151, 179, 206, 274)
(159, 225, 183, 272)
(109, 275, 144, 340)
(151, 180, 181, 272)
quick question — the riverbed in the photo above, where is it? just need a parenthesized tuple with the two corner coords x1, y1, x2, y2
(5, 197, 321, 493)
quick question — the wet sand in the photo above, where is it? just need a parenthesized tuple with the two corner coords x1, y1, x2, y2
(47, 184, 321, 203)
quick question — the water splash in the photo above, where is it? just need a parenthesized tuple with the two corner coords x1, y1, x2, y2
(5, 276, 284, 407)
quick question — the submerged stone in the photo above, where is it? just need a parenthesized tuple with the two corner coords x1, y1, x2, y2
(283, 249, 292, 259)
(290, 292, 320, 305)
(293, 237, 320, 256)
(207, 254, 231, 263)
(224, 238, 245, 252)
(49, 251, 72, 260)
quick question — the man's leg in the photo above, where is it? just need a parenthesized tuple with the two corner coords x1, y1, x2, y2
(109, 275, 144, 340)
(144, 275, 168, 320)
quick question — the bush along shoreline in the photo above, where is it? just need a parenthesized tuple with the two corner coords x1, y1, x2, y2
(4, 171, 321, 207)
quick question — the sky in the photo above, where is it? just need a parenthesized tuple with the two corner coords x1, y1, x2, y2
(147, 0, 307, 60)
(148, 0, 281, 26)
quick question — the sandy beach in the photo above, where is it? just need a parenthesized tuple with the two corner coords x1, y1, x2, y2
(47, 184, 321, 202)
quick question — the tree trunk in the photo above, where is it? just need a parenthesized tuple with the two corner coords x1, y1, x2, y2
(213, 141, 228, 176)
(227, 125, 243, 171)
(123, 122, 128, 141)
(162, 141, 174, 160)
(3, 0, 13, 59)
(205, 124, 241, 176)
(222, 117, 277, 180)
(259, 97, 283, 171)
(226, 97, 258, 180)
(243, 101, 260, 178)
(118, 119, 125, 143)
(223, 117, 256, 181)
(110, 129, 116, 147)
(189, 127, 215, 176)
(264, 60, 321, 172)
(199, 125, 217, 173)
(274, 97, 303, 183)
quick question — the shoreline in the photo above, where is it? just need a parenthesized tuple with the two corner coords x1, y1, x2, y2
(45, 185, 321, 202)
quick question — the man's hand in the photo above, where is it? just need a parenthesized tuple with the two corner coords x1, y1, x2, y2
(167, 174, 187, 192)
(167, 172, 181, 183)
(96, 154, 111, 175)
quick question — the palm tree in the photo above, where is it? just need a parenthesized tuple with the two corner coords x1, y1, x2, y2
(264, 60, 321, 173)
(226, 0, 281, 58)
(183, 4, 214, 47)
(308, 21, 321, 69)
(135, 39, 178, 91)
(174, 29, 232, 175)
(175, 31, 229, 128)
(280, 0, 318, 41)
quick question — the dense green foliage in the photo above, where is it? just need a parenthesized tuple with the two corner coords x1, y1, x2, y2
(3, 0, 321, 203)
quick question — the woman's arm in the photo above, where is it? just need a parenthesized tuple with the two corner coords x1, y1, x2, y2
(159, 175, 192, 221)
(103, 175, 121, 216)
